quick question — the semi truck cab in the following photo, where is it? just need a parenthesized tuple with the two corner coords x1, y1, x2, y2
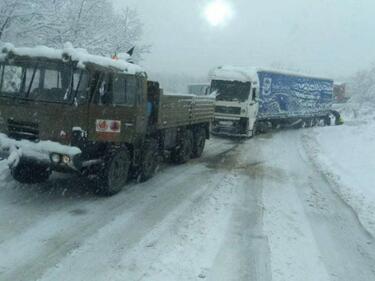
(209, 66, 259, 137)
(210, 65, 337, 138)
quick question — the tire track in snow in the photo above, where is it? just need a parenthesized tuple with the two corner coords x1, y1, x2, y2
(297, 131, 375, 280)
(0, 139, 238, 281)
(301, 132, 375, 239)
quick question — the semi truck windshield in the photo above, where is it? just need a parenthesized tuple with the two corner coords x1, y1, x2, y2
(211, 80, 251, 102)
(0, 62, 87, 103)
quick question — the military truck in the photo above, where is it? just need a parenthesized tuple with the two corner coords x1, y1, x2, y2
(0, 43, 214, 195)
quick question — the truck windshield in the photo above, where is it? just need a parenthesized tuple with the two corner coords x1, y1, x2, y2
(211, 80, 251, 102)
(0, 62, 88, 103)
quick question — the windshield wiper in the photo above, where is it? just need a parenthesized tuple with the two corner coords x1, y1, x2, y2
(26, 65, 38, 98)
(0, 65, 4, 91)
(73, 70, 84, 100)
(63, 70, 75, 102)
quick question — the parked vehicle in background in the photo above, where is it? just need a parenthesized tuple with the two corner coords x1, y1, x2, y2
(209, 65, 338, 137)
(188, 83, 210, 96)
(0, 43, 214, 195)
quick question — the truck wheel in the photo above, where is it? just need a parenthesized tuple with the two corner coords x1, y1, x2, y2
(172, 130, 193, 164)
(192, 128, 206, 158)
(139, 140, 160, 182)
(97, 150, 130, 196)
(324, 116, 332, 126)
(307, 119, 314, 128)
(11, 162, 51, 184)
(252, 122, 259, 136)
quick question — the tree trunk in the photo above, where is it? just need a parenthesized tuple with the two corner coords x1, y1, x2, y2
(0, 17, 11, 40)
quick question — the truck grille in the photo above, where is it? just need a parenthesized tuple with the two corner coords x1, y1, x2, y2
(215, 106, 241, 115)
(7, 119, 39, 141)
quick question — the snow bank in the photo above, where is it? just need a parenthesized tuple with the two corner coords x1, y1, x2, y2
(1, 42, 144, 75)
(304, 119, 375, 237)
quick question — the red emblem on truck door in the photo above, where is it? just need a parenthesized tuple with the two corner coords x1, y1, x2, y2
(96, 120, 121, 133)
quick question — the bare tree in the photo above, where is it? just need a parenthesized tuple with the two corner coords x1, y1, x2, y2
(1, 0, 150, 61)
(349, 66, 375, 104)
(0, 0, 37, 42)
(110, 7, 151, 62)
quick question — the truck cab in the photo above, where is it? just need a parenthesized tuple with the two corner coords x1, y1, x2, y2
(0, 44, 214, 195)
(0, 44, 148, 192)
(209, 66, 259, 137)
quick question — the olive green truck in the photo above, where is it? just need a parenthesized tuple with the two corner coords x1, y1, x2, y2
(0, 44, 214, 195)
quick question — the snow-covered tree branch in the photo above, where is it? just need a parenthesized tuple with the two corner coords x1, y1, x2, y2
(0, 0, 150, 61)
(0, 0, 38, 42)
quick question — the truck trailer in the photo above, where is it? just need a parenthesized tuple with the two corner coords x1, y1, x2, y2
(0, 43, 214, 195)
(209, 66, 335, 137)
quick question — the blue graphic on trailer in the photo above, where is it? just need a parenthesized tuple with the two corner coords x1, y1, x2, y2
(257, 71, 333, 119)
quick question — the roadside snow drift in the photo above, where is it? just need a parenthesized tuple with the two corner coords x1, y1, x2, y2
(304, 117, 375, 237)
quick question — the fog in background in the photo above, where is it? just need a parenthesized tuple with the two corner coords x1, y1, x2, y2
(114, 0, 375, 81)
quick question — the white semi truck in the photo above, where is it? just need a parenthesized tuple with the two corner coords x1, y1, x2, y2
(209, 66, 336, 137)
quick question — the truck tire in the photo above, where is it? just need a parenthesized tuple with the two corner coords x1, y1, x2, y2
(324, 116, 332, 126)
(11, 162, 51, 184)
(96, 149, 130, 196)
(139, 140, 160, 182)
(172, 130, 193, 164)
(192, 128, 206, 158)
(306, 119, 314, 128)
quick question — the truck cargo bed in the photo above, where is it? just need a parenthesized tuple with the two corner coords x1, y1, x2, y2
(157, 94, 214, 129)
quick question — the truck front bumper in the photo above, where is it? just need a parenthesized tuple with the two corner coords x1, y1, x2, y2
(0, 133, 82, 172)
(212, 117, 252, 138)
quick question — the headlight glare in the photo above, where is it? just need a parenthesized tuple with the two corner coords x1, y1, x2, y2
(51, 153, 61, 164)
(62, 155, 71, 164)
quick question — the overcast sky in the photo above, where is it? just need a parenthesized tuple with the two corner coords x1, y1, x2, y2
(114, 0, 375, 79)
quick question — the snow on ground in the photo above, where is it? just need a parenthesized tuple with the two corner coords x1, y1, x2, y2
(1, 123, 375, 281)
(261, 146, 331, 281)
(261, 126, 375, 281)
(303, 115, 375, 237)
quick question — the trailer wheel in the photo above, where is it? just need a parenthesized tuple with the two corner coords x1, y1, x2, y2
(306, 119, 314, 128)
(172, 130, 193, 164)
(192, 128, 206, 158)
(11, 162, 51, 184)
(139, 140, 160, 182)
(324, 116, 332, 126)
(96, 149, 130, 196)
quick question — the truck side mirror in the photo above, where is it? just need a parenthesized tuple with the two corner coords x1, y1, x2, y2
(252, 88, 257, 102)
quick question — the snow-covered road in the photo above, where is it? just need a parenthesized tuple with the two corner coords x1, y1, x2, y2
(0, 129, 374, 281)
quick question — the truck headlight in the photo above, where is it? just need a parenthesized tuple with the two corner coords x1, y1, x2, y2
(51, 153, 61, 164)
(241, 109, 246, 114)
(62, 155, 71, 164)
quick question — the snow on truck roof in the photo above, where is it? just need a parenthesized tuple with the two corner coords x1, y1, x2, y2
(209, 65, 333, 83)
(0, 42, 145, 75)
